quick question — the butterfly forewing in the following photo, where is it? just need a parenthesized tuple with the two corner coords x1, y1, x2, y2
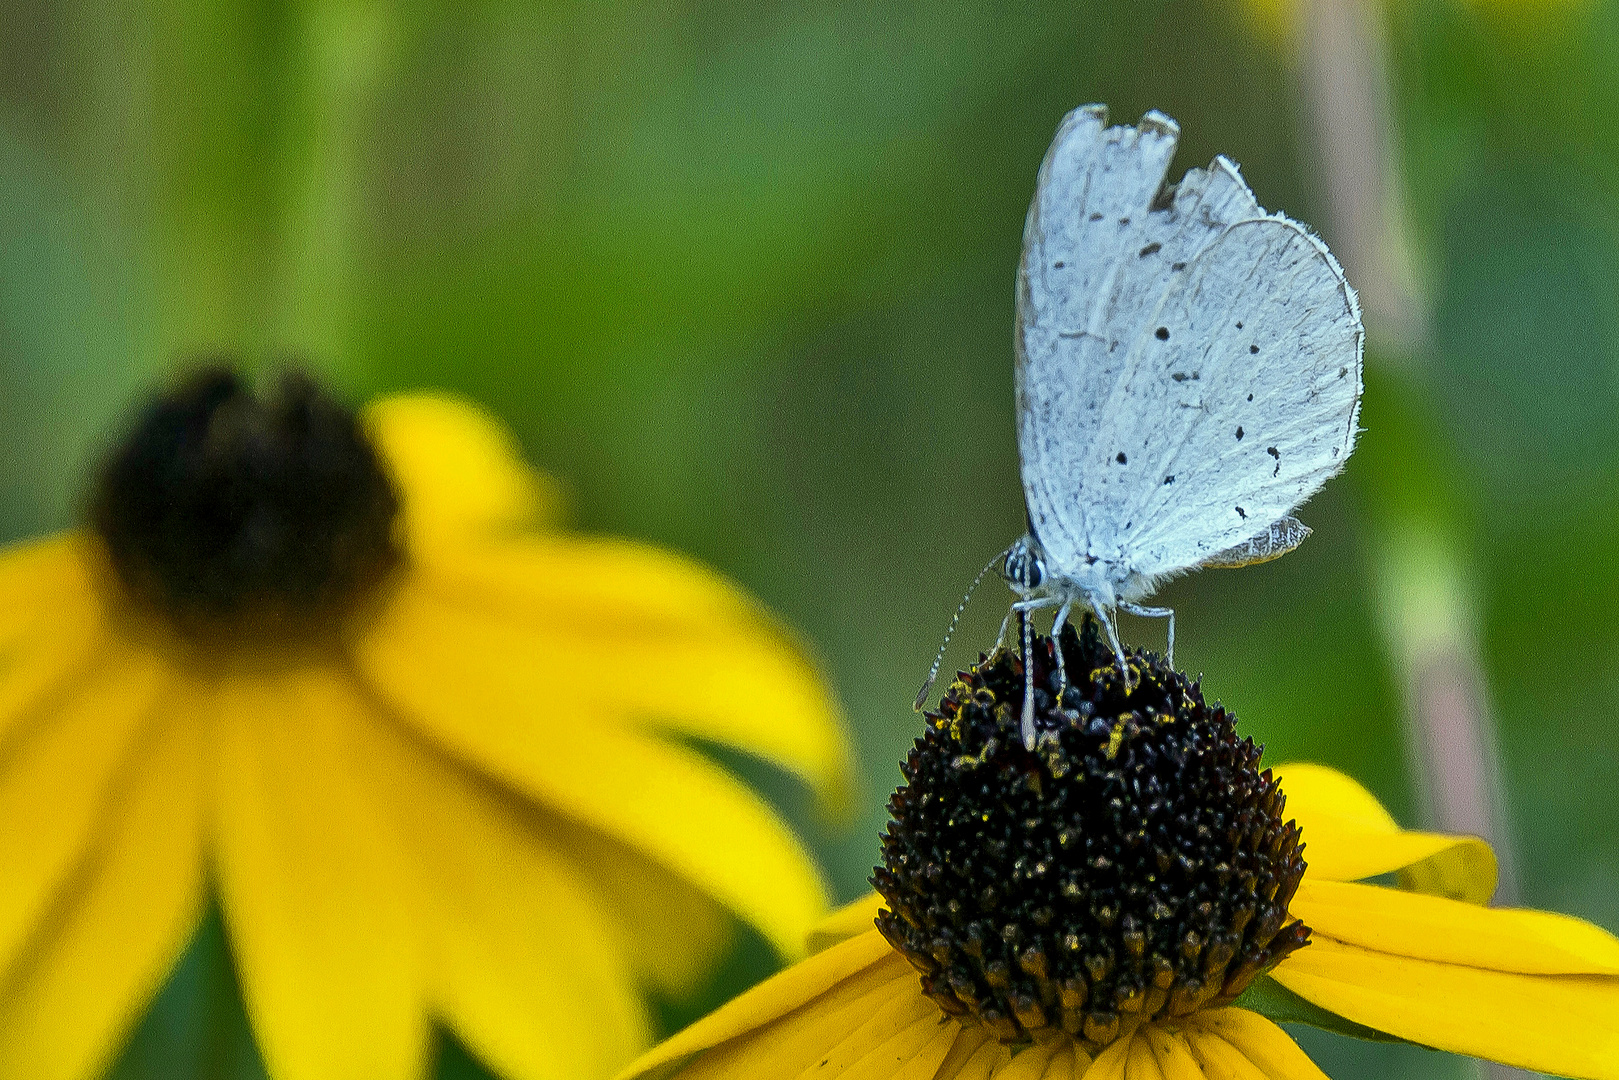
(1015, 106, 1362, 581)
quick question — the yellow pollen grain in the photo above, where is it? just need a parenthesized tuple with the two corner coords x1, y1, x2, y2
(1105, 722, 1126, 760)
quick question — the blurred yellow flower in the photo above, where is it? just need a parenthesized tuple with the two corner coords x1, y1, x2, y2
(619, 634, 1619, 1080)
(0, 369, 852, 1080)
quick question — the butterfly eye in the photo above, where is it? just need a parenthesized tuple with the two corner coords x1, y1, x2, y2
(1000, 544, 1044, 589)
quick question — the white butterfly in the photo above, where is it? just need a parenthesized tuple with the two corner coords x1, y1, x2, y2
(919, 106, 1363, 747)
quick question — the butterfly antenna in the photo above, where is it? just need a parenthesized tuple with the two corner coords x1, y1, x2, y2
(913, 548, 1010, 711)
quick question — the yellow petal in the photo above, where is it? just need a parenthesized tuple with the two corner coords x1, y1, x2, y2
(1179, 1028, 1265, 1080)
(809, 895, 886, 953)
(1292, 878, 1619, 974)
(676, 962, 924, 1080)
(618, 931, 900, 1080)
(541, 811, 730, 996)
(832, 1011, 958, 1080)
(0, 535, 97, 644)
(891, 1022, 966, 1080)
(384, 552, 852, 807)
(211, 666, 428, 1080)
(0, 537, 111, 745)
(1274, 763, 1496, 901)
(926, 1028, 990, 1080)
(1083, 1034, 1134, 1080)
(1142, 1027, 1203, 1080)
(0, 705, 206, 1080)
(1271, 935, 1619, 1079)
(363, 393, 560, 549)
(1044, 1043, 1092, 1079)
(0, 637, 167, 975)
(994, 1043, 1057, 1080)
(361, 597, 831, 959)
(351, 686, 650, 1080)
(1124, 1034, 1164, 1080)
(948, 1038, 1010, 1080)
(789, 981, 940, 1079)
(1185, 1011, 1326, 1080)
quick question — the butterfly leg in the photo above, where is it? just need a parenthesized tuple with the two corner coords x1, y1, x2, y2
(1050, 599, 1074, 706)
(1119, 602, 1175, 668)
(1086, 597, 1133, 690)
(1009, 596, 1058, 749)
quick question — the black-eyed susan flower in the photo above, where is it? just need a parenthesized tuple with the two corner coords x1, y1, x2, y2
(620, 619, 1619, 1080)
(0, 368, 852, 1080)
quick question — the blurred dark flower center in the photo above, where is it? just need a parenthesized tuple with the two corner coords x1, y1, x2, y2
(874, 619, 1309, 1051)
(91, 366, 400, 633)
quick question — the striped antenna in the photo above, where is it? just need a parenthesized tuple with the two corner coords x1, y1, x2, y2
(913, 547, 1011, 711)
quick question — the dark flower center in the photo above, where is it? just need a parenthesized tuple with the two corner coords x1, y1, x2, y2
(90, 367, 401, 632)
(874, 618, 1309, 1051)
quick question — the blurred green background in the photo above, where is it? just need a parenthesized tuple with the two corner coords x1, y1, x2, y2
(2, 0, 1616, 1077)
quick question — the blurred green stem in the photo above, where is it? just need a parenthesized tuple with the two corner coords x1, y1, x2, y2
(1297, 0, 1522, 907)
(67, 0, 392, 388)
(1300, 12, 1526, 1074)
(270, 0, 394, 392)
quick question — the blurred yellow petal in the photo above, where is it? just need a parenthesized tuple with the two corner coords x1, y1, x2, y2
(351, 684, 649, 1080)
(808, 895, 885, 953)
(364, 393, 560, 548)
(0, 707, 205, 1080)
(620, 931, 901, 1080)
(394, 549, 852, 806)
(1292, 878, 1619, 974)
(1142, 1027, 1202, 1080)
(361, 593, 830, 959)
(541, 812, 731, 996)
(1271, 936, 1619, 1078)
(211, 667, 427, 1080)
(0, 638, 166, 975)
(1274, 763, 1496, 900)
(0, 536, 98, 646)
(1185, 1011, 1326, 1080)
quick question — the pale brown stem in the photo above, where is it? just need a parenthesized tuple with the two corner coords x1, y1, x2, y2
(1295, 2, 1528, 1075)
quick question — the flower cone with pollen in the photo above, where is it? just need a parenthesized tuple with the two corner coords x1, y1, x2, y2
(874, 617, 1308, 1052)
(617, 626, 1619, 1080)
(0, 367, 853, 1080)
